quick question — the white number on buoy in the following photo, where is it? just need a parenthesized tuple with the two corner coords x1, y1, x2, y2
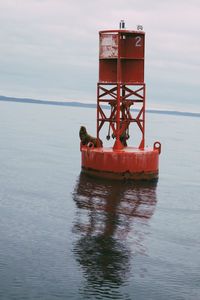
(135, 36, 142, 47)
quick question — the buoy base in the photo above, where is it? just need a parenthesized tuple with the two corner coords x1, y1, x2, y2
(81, 167, 158, 181)
(80, 145, 160, 181)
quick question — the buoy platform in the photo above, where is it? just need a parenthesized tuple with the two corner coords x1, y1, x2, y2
(81, 143, 161, 180)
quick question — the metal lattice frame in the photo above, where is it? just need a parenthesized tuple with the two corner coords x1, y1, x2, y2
(97, 83, 145, 149)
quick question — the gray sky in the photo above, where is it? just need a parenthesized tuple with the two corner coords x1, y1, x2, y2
(0, 0, 200, 111)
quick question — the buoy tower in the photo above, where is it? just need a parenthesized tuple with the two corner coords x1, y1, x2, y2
(80, 21, 161, 180)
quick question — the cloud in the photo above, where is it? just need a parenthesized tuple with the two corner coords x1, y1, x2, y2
(0, 0, 199, 108)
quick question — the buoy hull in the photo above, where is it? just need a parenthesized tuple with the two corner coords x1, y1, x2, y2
(80, 145, 159, 180)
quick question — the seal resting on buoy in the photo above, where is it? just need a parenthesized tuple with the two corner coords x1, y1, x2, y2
(79, 126, 103, 147)
(120, 130, 128, 147)
(111, 123, 128, 147)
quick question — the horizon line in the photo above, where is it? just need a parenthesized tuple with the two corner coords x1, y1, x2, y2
(0, 95, 200, 118)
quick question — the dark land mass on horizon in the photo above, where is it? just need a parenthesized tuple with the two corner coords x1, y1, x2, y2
(0, 95, 199, 118)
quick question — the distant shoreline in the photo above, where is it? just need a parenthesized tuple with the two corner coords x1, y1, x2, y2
(0, 95, 200, 118)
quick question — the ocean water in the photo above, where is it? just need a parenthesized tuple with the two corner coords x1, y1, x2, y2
(0, 101, 199, 300)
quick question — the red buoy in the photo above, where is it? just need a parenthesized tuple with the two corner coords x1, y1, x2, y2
(80, 22, 161, 180)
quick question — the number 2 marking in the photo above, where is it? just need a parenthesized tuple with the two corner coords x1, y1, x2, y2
(135, 36, 142, 47)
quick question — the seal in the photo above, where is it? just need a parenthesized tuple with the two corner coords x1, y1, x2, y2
(79, 126, 103, 147)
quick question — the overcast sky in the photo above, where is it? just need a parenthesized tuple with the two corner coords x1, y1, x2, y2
(0, 0, 200, 111)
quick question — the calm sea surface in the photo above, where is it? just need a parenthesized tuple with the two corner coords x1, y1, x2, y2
(0, 101, 199, 300)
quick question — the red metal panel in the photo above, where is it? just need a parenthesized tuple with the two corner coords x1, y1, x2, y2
(99, 59, 117, 83)
(121, 33, 145, 59)
(121, 60, 144, 83)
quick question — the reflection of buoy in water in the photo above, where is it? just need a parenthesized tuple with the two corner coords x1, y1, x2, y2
(80, 21, 161, 180)
(72, 172, 157, 293)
